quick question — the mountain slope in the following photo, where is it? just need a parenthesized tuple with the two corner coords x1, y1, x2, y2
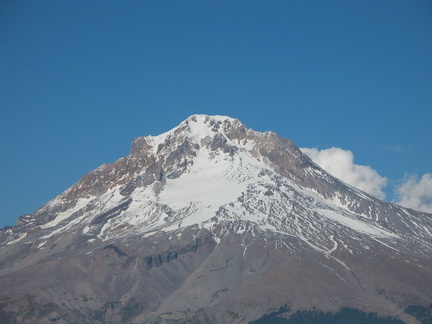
(0, 114, 431, 323)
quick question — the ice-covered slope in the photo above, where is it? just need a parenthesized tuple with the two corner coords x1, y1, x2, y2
(0, 114, 431, 323)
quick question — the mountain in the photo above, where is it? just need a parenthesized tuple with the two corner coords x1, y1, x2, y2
(0, 114, 431, 324)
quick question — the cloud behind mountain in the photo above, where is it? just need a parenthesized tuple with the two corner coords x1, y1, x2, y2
(394, 173, 432, 213)
(300, 147, 387, 200)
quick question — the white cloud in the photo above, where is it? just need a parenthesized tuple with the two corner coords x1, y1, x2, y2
(300, 147, 387, 200)
(394, 173, 432, 213)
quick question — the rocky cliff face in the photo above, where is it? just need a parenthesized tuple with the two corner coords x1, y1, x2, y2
(0, 115, 431, 323)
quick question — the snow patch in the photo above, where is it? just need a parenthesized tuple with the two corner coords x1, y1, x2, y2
(316, 208, 397, 238)
(158, 149, 250, 227)
(40, 197, 92, 229)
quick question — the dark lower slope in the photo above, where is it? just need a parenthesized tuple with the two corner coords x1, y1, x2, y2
(251, 307, 406, 324)
(0, 224, 430, 323)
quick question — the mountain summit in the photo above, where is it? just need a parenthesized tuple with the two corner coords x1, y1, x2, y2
(1, 114, 431, 323)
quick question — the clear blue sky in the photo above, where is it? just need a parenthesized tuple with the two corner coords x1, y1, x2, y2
(1, 1, 431, 227)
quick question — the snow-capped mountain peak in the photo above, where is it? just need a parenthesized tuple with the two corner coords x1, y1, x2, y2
(1, 115, 431, 323)
(3, 114, 430, 245)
